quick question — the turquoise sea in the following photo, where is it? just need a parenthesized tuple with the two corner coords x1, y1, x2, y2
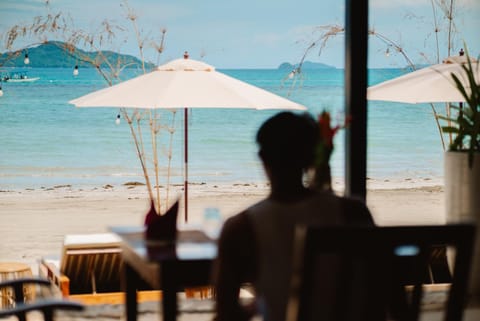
(0, 67, 444, 190)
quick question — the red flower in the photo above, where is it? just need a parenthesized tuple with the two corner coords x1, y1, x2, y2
(318, 111, 341, 149)
(317, 111, 349, 163)
(313, 110, 350, 191)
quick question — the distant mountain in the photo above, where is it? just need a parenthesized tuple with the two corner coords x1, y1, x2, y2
(0, 41, 155, 69)
(278, 61, 336, 70)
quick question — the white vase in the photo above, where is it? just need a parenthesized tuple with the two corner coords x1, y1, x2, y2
(444, 151, 480, 296)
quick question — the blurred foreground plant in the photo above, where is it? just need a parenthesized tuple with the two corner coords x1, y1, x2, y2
(440, 52, 480, 167)
(311, 110, 349, 192)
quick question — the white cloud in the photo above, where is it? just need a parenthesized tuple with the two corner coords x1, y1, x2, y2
(0, 0, 44, 9)
(371, 0, 479, 10)
(370, 0, 427, 9)
(458, 0, 480, 8)
(252, 33, 282, 47)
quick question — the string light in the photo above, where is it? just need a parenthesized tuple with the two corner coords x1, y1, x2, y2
(115, 114, 121, 125)
(0, 84, 3, 97)
(24, 53, 30, 65)
(385, 47, 390, 57)
(73, 65, 79, 76)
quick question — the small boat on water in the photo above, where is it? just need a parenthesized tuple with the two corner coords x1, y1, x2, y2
(1, 71, 40, 83)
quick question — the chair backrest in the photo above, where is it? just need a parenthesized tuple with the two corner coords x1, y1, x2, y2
(0, 278, 84, 321)
(286, 224, 475, 321)
(60, 233, 122, 294)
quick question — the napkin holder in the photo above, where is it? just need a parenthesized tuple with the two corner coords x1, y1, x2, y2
(144, 200, 179, 241)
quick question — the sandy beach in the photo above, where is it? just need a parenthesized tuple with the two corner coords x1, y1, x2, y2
(0, 181, 446, 272)
(2, 181, 473, 321)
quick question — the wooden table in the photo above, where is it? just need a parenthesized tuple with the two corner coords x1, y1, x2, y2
(111, 227, 217, 321)
(0, 262, 33, 308)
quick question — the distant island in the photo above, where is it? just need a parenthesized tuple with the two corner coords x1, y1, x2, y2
(0, 41, 155, 69)
(278, 61, 336, 70)
(1, 43, 338, 70)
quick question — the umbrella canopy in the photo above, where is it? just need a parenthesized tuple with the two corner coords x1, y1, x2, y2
(70, 57, 306, 221)
(71, 58, 306, 110)
(367, 55, 479, 104)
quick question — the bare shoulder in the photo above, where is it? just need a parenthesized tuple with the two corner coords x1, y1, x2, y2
(220, 210, 255, 245)
(336, 194, 375, 226)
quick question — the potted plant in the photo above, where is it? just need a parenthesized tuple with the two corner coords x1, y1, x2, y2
(441, 54, 480, 296)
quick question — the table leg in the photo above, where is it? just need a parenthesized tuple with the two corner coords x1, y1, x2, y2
(124, 263, 139, 321)
(161, 262, 177, 321)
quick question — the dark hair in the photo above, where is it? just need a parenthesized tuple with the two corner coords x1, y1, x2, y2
(256, 112, 318, 170)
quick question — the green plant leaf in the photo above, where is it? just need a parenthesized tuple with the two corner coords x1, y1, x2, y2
(441, 126, 459, 134)
(437, 114, 457, 122)
(445, 51, 480, 161)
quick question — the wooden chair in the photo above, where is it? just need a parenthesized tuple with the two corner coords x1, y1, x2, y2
(39, 233, 156, 304)
(286, 223, 475, 321)
(0, 277, 83, 321)
(39, 233, 123, 299)
(39, 233, 201, 304)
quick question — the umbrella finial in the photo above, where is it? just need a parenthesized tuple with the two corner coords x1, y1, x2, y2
(183, 51, 189, 59)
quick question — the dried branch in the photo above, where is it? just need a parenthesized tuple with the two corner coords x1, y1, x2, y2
(2, 0, 181, 214)
(287, 1, 461, 150)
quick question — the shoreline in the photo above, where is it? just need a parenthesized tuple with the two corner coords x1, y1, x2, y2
(0, 181, 446, 274)
(0, 173, 444, 192)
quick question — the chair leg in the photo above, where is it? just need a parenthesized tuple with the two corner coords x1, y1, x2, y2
(13, 283, 25, 303)
(14, 283, 27, 321)
(43, 307, 53, 321)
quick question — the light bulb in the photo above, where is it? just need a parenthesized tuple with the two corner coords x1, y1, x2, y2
(288, 70, 296, 79)
(24, 54, 30, 65)
(73, 65, 79, 76)
(0, 88, 3, 97)
(385, 48, 390, 57)
(115, 114, 121, 125)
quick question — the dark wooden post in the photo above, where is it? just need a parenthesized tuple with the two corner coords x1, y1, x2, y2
(344, 0, 369, 200)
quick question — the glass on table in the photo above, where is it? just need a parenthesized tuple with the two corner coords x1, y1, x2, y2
(203, 207, 223, 240)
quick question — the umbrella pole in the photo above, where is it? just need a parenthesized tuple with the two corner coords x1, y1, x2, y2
(184, 108, 189, 222)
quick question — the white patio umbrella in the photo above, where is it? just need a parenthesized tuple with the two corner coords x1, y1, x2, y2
(367, 55, 479, 103)
(70, 57, 306, 221)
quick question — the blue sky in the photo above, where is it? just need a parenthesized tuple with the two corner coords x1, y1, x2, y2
(0, 0, 479, 68)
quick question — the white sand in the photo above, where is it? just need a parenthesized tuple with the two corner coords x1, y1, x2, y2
(0, 181, 446, 272)
(0, 181, 462, 320)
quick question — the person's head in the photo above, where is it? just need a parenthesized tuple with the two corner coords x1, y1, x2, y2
(256, 112, 318, 177)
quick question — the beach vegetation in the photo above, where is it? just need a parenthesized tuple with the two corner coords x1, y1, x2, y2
(286, 0, 464, 151)
(1, 0, 178, 214)
(439, 51, 480, 167)
(1, 1, 166, 84)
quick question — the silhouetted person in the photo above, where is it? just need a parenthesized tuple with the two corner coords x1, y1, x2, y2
(214, 112, 375, 321)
